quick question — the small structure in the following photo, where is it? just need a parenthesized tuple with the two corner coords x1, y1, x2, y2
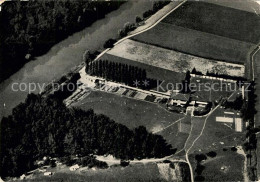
(216, 117, 233, 123)
(235, 118, 242, 132)
(69, 164, 80, 171)
(43, 172, 53, 176)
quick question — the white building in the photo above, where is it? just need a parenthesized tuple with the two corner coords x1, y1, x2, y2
(43, 172, 53, 176)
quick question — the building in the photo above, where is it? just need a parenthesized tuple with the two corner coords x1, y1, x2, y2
(169, 93, 189, 107)
(43, 172, 53, 176)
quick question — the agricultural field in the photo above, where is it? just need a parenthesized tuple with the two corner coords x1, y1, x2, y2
(131, 23, 254, 64)
(162, 1, 260, 44)
(72, 90, 189, 151)
(107, 39, 245, 77)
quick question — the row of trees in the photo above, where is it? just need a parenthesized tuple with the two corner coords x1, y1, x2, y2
(0, 94, 174, 178)
(85, 59, 158, 89)
(0, 0, 124, 82)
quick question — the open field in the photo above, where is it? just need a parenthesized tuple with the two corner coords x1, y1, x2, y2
(107, 39, 245, 77)
(72, 90, 189, 151)
(189, 148, 244, 181)
(132, 23, 254, 64)
(162, 1, 260, 44)
(189, 107, 245, 154)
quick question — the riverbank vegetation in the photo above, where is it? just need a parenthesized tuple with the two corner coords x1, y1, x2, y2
(0, 0, 125, 83)
(0, 94, 174, 178)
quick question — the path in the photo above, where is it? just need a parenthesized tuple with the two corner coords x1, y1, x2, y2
(184, 90, 239, 182)
(94, 0, 186, 61)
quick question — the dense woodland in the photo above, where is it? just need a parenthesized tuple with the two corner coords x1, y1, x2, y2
(85, 59, 158, 89)
(0, 94, 174, 178)
(0, 0, 125, 82)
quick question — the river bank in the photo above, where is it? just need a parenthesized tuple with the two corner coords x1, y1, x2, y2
(0, 1, 154, 119)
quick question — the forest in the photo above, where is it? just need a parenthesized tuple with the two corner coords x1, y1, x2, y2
(0, 94, 174, 178)
(0, 0, 125, 82)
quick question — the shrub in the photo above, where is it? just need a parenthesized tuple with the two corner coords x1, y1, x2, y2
(231, 147, 237, 152)
(195, 154, 207, 163)
(206, 151, 217, 158)
(120, 160, 129, 167)
(136, 16, 142, 23)
(118, 29, 126, 38)
(103, 39, 117, 48)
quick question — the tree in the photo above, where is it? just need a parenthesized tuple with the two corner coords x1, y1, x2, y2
(118, 29, 126, 38)
(135, 16, 142, 23)
(103, 39, 116, 48)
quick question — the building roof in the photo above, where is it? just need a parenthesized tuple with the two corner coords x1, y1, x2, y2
(171, 93, 189, 101)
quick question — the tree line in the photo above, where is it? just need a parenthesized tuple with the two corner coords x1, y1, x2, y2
(0, 94, 174, 178)
(85, 59, 158, 89)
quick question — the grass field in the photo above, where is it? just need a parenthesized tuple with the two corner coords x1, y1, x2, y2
(189, 107, 245, 154)
(132, 23, 254, 64)
(107, 39, 245, 77)
(189, 148, 244, 181)
(23, 163, 167, 182)
(72, 90, 189, 151)
(162, 1, 260, 44)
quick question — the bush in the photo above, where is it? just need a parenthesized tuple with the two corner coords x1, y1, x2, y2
(136, 16, 142, 23)
(195, 154, 207, 163)
(118, 29, 126, 38)
(120, 160, 129, 167)
(169, 162, 175, 169)
(195, 164, 205, 176)
(143, 10, 154, 19)
(103, 39, 117, 48)
(60, 156, 76, 166)
(231, 147, 237, 152)
(50, 160, 56, 168)
(206, 151, 217, 158)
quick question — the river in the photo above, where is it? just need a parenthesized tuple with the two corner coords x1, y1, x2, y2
(0, 1, 154, 118)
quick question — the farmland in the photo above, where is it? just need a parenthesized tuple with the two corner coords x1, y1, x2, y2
(107, 39, 245, 77)
(162, 1, 260, 44)
(132, 23, 254, 64)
